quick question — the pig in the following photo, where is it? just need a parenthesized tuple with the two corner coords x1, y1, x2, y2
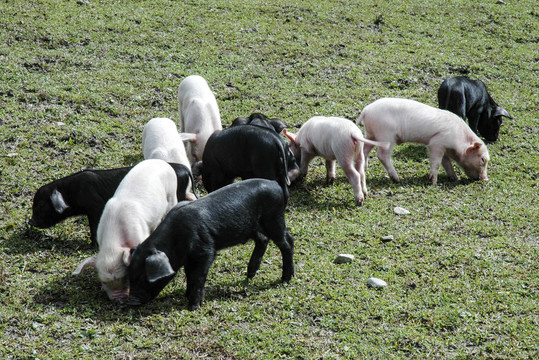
(282, 116, 389, 206)
(230, 113, 287, 134)
(357, 98, 490, 185)
(29, 163, 195, 246)
(72, 159, 178, 302)
(178, 75, 222, 164)
(438, 76, 512, 142)
(142, 117, 197, 200)
(126, 178, 295, 310)
(201, 125, 299, 203)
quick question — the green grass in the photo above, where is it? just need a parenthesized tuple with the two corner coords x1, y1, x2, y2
(1, 0, 537, 358)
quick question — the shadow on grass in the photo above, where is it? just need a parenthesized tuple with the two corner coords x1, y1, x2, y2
(31, 261, 287, 318)
(3, 222, 93, 256)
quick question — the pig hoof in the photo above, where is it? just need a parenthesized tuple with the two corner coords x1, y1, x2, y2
(188, 304, 200, 311)
(326, 177, 335, 185)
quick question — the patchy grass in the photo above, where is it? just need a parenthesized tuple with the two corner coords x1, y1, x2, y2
(1, 0, 537, 358)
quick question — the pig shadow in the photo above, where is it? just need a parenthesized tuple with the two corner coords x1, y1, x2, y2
(289, 179, 354, 210)
(392, 144, 428, 162)
(3, 222, 94, 256)
(32, 255, 287, 318)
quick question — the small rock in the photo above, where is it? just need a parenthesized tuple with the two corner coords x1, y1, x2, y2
(381, 235, 394, 243)
(56, 121, 65, 126)
(496, 0, 507, 5)
(334, 254, 354, 264)
(366, 277, 387, 288)
(393, 206, 410, 215)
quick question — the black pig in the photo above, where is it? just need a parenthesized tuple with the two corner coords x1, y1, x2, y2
(29, 163, 195, 245)
(126, 178, 295, 310)
(438, 76, 512, 141)
(201, 125, 299, 203)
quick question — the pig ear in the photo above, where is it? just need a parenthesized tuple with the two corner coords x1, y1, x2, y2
(179, 133, 197, 142)
(145, 250, 175, 283)
(466, 142, 483, 154)
(51, 189, 70, 214)
(282, 128, 297, 144)
(494, 106, 512, 119)
(72, 256, 96, 275)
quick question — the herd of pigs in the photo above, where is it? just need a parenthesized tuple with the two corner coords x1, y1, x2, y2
(28, 75, 512, 310)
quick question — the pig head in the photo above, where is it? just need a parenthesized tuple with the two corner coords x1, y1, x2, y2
(126, 178, 295, 310)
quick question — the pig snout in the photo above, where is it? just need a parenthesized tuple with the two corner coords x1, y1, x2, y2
(109, 288, 130, 304)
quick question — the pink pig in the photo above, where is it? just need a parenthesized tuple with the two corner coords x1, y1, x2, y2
(72, 159, 178, 302)
(357, 98, 490, 184)
(283, 116, 388, 206)
(178, 75, 222, 164)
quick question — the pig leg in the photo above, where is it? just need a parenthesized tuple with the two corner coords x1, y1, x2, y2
(354, 149, 368, 198)
(325, 159, 336, 184)
(346, 167, 364, 206)
(298, 150, 316, 180)
(363, 141, 375, 170)
(184, 252, 215, 311)
(335, 147, 364, 206)
(261, 217, 295, 282)
(88, 215, 99, 247)
(427, 145, 445, 185)
(247, 233, 270, 278)
(376, 143, 399, 182)
(441, 155, 458, 181)
(274, 231, 295, 283)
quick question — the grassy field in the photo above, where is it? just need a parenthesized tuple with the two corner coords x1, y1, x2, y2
(1, 0, 537, 358)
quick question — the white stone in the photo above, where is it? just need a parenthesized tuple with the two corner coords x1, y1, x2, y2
(381, 235, 394, 243)
(393, 206, 410, 215)
(334, 254, 354, 264)
(367, 277, 387, 288)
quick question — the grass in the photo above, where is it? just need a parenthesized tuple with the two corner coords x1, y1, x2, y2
(1, 0, 537, 358)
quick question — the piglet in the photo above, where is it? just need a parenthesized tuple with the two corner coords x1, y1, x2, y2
(72, 159, 178, 302)
(438, 76, 512, 141)
(357, 98, 490, 184)
(29, 163, 196, 246)
(126, 178, 295, 310)
(283, 116, 388, 206)
(142, 117, 197, 200)
(178, 75, 222, 164)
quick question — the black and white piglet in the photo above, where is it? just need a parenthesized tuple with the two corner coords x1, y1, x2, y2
(29, 163, 195, 245)
(126, 178, 295, 310)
